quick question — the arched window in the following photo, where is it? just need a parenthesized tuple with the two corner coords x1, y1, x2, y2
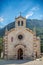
(21, 21, 23, 26)
(18, 21, 20, 26)
(11, 37, 13, 42)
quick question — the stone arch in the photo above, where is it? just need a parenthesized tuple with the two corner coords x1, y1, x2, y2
(14, 44, 26, 59)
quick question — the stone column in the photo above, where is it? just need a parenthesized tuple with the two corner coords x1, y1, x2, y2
(4, 36, 8, 59)
(33, 34, 37, 60)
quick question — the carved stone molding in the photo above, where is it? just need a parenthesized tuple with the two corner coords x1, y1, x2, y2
(14, 44, 26, 48)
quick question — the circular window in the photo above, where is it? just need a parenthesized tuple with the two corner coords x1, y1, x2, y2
(18, 35, 23, 40)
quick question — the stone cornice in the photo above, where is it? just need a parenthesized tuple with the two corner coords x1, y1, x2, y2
(4, 28, 34, 36)
(26, 28, 33, 34)
(15, 16, 26, 20)
(7, 28, 15, 34)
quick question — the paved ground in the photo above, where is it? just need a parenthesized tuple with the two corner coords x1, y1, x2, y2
(0, 58, 43, 65)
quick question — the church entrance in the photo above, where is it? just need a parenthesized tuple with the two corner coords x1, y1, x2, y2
(18, 48, 23, 60)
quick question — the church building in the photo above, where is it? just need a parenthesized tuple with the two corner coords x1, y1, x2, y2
(3, 15, 41, 60)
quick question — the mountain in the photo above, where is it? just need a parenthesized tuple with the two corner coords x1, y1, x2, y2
(26, 19, 43, 28)
(0, 19, 43, 37)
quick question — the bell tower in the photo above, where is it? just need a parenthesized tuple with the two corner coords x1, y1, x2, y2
(15, 13, 26, 28)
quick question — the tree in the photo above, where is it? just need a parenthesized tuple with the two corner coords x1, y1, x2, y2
(0, 37, 3, 57)
(41, 43, 43, 53)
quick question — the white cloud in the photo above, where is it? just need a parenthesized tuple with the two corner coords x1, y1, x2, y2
(40, 15, 43, 17)
(31, 6, 39, 11)
(26, 6, 39, 19)
(0, 17, 4, 22)
(26, 11, 33, 19)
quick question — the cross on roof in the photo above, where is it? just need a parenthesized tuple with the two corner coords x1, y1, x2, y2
(20, 12, 22, 16)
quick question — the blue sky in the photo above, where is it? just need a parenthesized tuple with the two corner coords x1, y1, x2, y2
(0, 0, 43, 28)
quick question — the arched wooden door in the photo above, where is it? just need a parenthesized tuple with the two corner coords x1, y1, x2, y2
(36, 52, 37, 58)
(18, 48, 23, 60)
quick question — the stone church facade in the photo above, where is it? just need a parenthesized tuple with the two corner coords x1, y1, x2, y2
(3, 15, 41, 60)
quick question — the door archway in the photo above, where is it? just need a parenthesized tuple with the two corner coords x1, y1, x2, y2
(36, 52, 37, 58)
(18, 48, 23, 60)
